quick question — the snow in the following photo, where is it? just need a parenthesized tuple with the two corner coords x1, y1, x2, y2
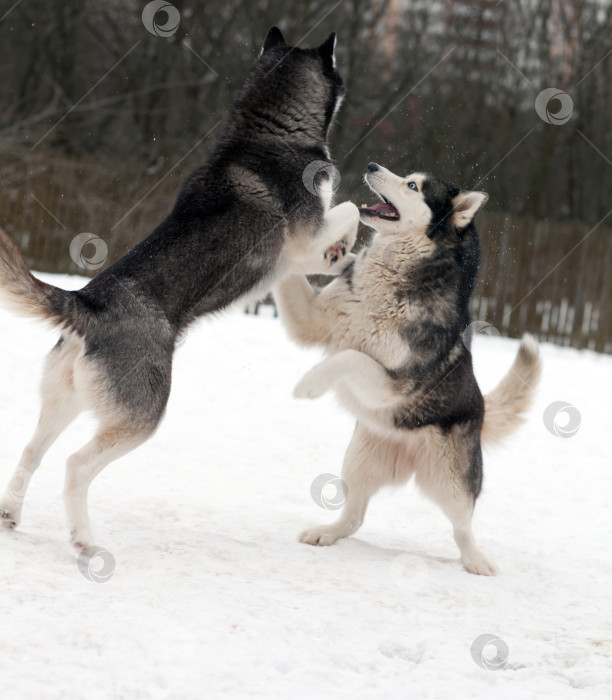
(0, 273, 611, 700)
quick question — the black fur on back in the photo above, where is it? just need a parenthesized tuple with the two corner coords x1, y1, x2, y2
(73, 34, 344, 330)
(43, 29, 344, 427)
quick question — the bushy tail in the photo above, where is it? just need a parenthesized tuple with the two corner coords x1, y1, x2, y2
(0, 227, 86, 331)
(481, 334, 542, 446)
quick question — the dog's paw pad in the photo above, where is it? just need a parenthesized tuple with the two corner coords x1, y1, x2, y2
(323, 240, 348, 268)
(0, 509, 17, 528)
(70, 529, 90, 551)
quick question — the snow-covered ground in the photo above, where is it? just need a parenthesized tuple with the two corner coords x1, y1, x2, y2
(0, 273, 611, 700)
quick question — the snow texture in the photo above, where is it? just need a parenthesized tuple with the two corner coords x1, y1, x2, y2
(1, 273, 611, 699)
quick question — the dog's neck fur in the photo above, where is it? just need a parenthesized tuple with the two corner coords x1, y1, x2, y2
(229, 58, 336, 147)
(367, 230, 437, 269)
(359, 229, 470, 338)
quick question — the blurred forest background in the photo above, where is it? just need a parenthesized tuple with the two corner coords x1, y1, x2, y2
(0, 0, 610, 351)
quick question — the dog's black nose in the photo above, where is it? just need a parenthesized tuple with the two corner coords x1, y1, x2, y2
(367, 162, 379, 172)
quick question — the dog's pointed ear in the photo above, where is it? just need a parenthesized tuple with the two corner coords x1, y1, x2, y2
(451, 191, 488, 229)
(318, 32, 337, 67)
(261, 26, 287, 54)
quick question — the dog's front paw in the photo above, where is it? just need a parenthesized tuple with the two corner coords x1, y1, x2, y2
(335, 203, 359, 251)
(324, 240, 349, 268)
(0, 508, 18, 529)
(293, 367, 329, 400)
(333, 200, 360, 224)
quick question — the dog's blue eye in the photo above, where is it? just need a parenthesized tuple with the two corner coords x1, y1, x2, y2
(407, 182, 418, 190)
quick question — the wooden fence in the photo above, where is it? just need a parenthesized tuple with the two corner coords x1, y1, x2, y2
(1, 152, 610, 353)
(472, 212, 611, 353)
(0, 150, 180, 275)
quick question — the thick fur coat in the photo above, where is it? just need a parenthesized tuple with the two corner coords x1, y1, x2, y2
(275, 163, 541, 575)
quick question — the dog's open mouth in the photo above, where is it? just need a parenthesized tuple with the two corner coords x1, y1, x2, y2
(359, 196, 400, 221)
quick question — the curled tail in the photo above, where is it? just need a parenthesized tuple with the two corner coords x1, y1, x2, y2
(481, 334, 542, 446)
(0, 227, 87, 332)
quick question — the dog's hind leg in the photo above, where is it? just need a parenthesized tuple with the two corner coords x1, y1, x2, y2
(63, 349, 171, 548)
(0, 336, 82, 528)
(300, 424, 405, 546)
(415, 429, 497, 576)
(63, 422, 154, 549)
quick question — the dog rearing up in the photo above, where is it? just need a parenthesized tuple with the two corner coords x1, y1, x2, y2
(275, 163, 542, 575)
(0, 27, 360, 549)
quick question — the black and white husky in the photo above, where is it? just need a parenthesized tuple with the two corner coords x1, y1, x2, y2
(275, 163, 542, 575)
(0, 27, 360, 549)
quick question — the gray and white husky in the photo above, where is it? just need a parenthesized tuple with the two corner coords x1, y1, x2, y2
(0, 27, 360, 549)
(275, 163, 541, 575)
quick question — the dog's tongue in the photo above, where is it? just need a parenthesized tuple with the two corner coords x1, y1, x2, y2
(369, 202, 397, 216)
(362, 202, 399, 218)
(359, 201, 400, 218)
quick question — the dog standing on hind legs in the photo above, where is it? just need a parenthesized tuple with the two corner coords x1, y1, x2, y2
(0, 26, 361, 550)
(275, 163, 542, 575)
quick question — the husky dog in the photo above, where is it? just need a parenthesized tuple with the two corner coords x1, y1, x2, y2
(275, 163, 541, 575)
(0, 27, 361, 549)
